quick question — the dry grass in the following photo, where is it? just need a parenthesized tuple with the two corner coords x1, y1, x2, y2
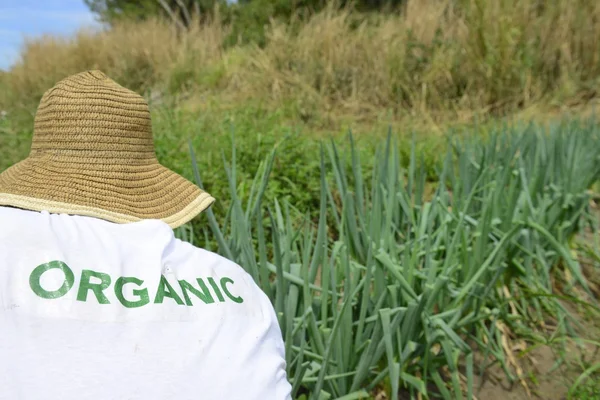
(2, 0, 599, 123)
(2, 17, 227, 110)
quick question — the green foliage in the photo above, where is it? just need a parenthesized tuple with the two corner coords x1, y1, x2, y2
(177, 119, 600, 398)
(85, 0, 407, 47)
(224, 0, 404, 46)
(85, 0, 406, 24)
(569, 371, 600, 400)
(85, 0, 227, 25)
(225, 0, 292, 46)
(0, 112, 34, 173)
(84, 0, 163, 23)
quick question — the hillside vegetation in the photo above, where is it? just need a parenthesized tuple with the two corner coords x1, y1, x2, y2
(2, 0, 599, 124)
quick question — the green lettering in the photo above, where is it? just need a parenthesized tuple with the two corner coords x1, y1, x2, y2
(29, 261, 75, 299)
(77, 270, 111, 304)
(115, 277, 149, 308)
(220, 277, 243, 303)
(208, 277, 225, 302)
(179, 279, 214, 306)
(154, 275, 184, 305)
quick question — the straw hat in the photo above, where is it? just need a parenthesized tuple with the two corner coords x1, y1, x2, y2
(0, 70, 215, 228)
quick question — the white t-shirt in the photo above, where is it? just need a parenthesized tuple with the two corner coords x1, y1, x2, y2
(0, 206, 292, 400)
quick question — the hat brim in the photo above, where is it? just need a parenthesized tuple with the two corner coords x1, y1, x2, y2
(0, 154, 215, 229)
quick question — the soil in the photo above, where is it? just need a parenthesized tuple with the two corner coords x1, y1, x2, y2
(473, 207, 600, 400)
(474, 319, 600, 400)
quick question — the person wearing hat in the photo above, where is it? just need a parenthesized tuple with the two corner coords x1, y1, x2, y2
(0, 71, 292, 399)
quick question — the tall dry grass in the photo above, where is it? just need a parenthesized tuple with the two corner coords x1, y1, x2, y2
(2, 0, 599, 121)
(2, 18, 227, 110)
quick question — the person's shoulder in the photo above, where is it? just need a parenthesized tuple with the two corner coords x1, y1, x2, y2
(169, 238, 247, 275)
(0, 206, 33, 223)
(166, 239, 273, 311)
(0, 207, 42, 237)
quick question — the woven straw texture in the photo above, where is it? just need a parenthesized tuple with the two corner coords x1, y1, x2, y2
(0, 70, 215, 228)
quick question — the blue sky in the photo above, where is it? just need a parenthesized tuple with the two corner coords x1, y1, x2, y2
(0, 0, 100, 70)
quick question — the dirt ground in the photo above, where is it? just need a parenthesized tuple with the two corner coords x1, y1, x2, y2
(474, 207, 600, 400)
(474, 318, 600, 400)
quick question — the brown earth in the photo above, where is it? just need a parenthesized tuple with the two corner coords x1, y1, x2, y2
(474, 207, 600, 400)
(474, 313, 599, 400)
